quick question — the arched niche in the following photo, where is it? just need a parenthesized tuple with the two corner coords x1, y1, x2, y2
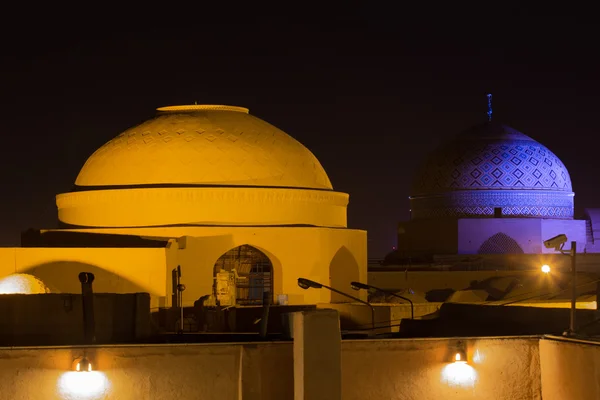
(213, 245, 273, 305)
(329, 246, 360, 303)
(478, 232, 525, 254)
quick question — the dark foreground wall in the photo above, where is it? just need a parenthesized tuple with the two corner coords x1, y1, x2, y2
(0, 293, 150, 346)
(401, 303, 600, 337)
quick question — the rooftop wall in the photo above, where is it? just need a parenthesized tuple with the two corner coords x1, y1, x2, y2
(0, 337, 543, 400)
(540, 336, 600, 400)
(0, 334, 598, 399)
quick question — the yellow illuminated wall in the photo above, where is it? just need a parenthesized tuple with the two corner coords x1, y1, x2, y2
(57, 187, 349, 228)
(0, 247, 169, 308)
(45, 226, 367, 306)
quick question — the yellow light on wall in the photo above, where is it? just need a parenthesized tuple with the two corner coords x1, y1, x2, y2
(442, 346, 477, 388)
(60, 356, 109, 399)
(541, 264, 551, 274)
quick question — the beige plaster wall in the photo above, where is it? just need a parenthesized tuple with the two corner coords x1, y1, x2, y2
(342, 337, 541, 400)
(539, 337, 600, 400)
(0, 337, 544, 400)
(0, 342, 293, 400)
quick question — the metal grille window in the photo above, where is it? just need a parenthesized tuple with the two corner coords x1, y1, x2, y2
(213, 245, 273, 305)
(478, 232, 525, 254)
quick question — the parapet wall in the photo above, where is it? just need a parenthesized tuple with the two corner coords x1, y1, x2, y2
(0, 336, 546, 400)
(540, 336, 600, 400)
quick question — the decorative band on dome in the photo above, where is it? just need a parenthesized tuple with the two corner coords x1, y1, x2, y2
(156, 105, 250, 114)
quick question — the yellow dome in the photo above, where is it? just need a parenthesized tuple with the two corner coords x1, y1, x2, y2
(75, 105, 332, 190)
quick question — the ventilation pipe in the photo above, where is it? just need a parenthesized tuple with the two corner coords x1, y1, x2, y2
(78, 272, 96, 344)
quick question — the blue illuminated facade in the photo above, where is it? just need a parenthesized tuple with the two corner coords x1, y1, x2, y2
(410, 122, 574, 220)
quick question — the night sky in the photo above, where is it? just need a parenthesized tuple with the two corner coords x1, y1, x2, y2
(1, 6, 597, 257)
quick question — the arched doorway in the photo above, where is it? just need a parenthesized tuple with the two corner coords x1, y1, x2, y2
(213, 245, 273, 305)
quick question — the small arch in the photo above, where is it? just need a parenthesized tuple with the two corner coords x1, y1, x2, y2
(329, 246, 360, 303)
(213, 245, 273, 305)
(478, 232, 525, 254)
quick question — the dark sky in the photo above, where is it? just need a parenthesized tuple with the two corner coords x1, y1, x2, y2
(1, 6, 597, 257)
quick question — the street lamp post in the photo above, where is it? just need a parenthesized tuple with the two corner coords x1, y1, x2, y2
(543, 234, 577, 335)
(297, 278, 376, 330)
(350, 281, 414, 320)
(569, 241, 577, 335)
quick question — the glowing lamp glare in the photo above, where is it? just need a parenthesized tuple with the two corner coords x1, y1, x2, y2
(454, 352, 466, 363)
(74, 357, 93, 372)
(541, 264, 551, 274)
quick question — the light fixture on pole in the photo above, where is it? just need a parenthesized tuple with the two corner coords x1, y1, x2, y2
(297, 278, 376, 330)
(543, 234, 577, 335)
(350, 281, 414, 320)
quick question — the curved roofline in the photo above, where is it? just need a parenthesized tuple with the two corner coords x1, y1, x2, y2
(72, 183, 334, 192)
(156, 105, 249, 114)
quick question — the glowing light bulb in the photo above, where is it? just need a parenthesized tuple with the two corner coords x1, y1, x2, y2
(75, 357, 92, 372)
(454, 351, 467, 364)
(541, 264, 551, 274)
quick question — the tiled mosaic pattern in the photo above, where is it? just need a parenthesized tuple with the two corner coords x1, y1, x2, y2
(412, 125, 572, 195)
(410, 124, 574, 220)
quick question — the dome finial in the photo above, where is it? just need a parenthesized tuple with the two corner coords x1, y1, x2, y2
(486, 93, 493, 121)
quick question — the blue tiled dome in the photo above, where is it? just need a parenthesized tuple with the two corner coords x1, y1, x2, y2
(410, 123, 574, 220)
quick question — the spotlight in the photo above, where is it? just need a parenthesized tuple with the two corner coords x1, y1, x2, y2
(297, 278, 322, 290)
(297, 277, 375, 330)
(541, 264, 551, 274)
(350, 281, 369, 291)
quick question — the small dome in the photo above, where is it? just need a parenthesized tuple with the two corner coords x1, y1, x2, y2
(410, 123, 574, 220)
(75, 105, 332, 190)
(0, 274, 51, 294)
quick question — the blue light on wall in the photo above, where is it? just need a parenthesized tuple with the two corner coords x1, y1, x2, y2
(487, 93, 493, 121)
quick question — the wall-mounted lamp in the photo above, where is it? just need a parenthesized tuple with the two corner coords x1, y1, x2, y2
(454, 349, 467, 364)
(451, 341, 468, 364)
(60, 355, 109, 398)
(441, 342, 477, 388)
(74, 356, 93, 372)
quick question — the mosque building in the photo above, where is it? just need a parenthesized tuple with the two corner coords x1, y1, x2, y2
(0, 105, 367, 309)
(371, 112, 600, 310)
(398, 122, 582, 257)
(391, 120, 600, 266)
